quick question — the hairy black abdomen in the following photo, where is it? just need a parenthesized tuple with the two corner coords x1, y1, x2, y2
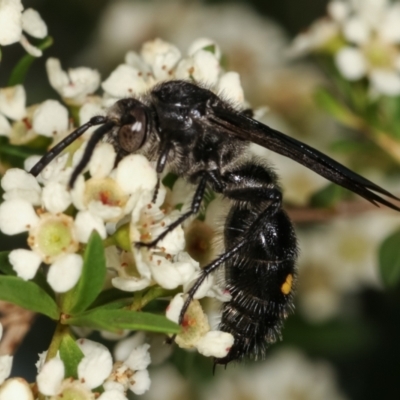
(216, 207, 297, 364)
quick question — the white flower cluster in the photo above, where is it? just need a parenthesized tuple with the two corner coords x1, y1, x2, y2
(0, 0, 47, 57)
(0, 38, 239, 379)
(0, 335, 151, 399)
(289, 0, 400, 96)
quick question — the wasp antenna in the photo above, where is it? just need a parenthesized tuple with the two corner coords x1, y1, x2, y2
(69, 121, 116, 188)
(30, 116, 109, 177)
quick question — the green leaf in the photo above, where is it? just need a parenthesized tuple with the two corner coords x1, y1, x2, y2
(88, 288, 133, 310)
(65, 308, 180, 334)
(0, 251, 15, 276)
(8, 36, 53, 86)
(0, 276, 59, 319)
(61, 232, 107, 314)
(309, 183, 346, 208)
(0, 137, 46, 168)
(314, 87, 360, 129)
(32, 270, 56, 300)
(379, 229, 400, 288)
(59, 334, 84, 378)
(162, 172, 179, 189)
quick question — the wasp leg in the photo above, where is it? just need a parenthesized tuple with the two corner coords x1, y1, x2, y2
(179, 186, 282, 324)
(135, 174, 208, 248)
(151, 177, 161, 204)
(178, 239, 246, 324)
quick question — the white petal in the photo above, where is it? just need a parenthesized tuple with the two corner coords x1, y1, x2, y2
(0, 355, 13, 385)
(0, 114, 11, 136)
(0, 0, 22, 45)
(370, 69, 400, 96)
(129, 369, 151, 395)
(24, 155, 41, 172)
(149, 256, 182, 289)
(335, 47, 367, 80)
(155, 224, 185, 255)
(1, 168, 40, 192)
(32, 100, 69, 137)
(380, 4, 400, 43)
(74, 210, 107, 243)
(328, 1, 350, 22)
(36, 358, 64, 396)
(102, 64, 148, 98)
(0, 85, 26, 120)
(89, 143, 116, 178)
(88, 201, 122, 221)
(191, 50, 220, 85)
(1, 168, 41, 204)
(37, 152, 69, 183)
(21, 8, 47, 38)
(188, 38, 221, 60)
(216, 72, 244, 105)
(125, 343, 151, 371)
(70, 174, 86, 211)
(116, 154, 157, 194)
(184, 273, 214, 300)
(343, 17, 370, 44)
(176, 51, 220, 85)
(195, 331, 234, 358)
(19, 34, 42, 57)
(166, 293, 184, 324)
(8, 249, 41, 280)
(98, 390, 128, 400)
(47, 59, 101, 102)
(125, 51, 152, 75)
(47, 254, 83, 293)
(114, 332, 146, 362)
(46, 58, 69, 94)
(41, 182, 71, 213)
(0, 378, 32, 400)
(77, 339, 113, 389)
(79, 101, 104, 137)
(0, 199, 39, 235)
(111, 276, 150, 292)
(141, 38, 181, 80)
(3, 188, 41, 206)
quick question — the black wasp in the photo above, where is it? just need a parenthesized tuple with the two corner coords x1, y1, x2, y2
(31, 80, 400, 365)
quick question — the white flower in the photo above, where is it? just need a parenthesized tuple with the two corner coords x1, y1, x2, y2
(291, 0, 400, 96)
(203, 349, 347, 400)
(196, 331, 234, 358)
(297, 210, 400, 322)
(0, 1, 47, 56)
(36, 358, 64, 396)
(76, 339, 113, 389)
(47, 253, 83, 293)
(105, 337, 152, 396)
(32, 100, 69, 137)
(8, 249, 42, 280)
(0, 85, 26, 121)
(165, 293, 233, 358)
(46, 58, 101, 104)
(102, 37, 246, 105)
(0, 378, 33, 400)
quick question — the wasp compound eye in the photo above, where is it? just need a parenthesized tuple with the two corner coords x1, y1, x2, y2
(118, 107, 148, 153)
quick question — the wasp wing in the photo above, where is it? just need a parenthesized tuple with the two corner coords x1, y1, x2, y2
(210, 105, 400, 211)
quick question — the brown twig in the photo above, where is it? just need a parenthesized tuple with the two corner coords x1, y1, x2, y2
(287, 197, 399, 223)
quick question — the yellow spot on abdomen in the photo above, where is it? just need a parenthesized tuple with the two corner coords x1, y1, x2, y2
(281, 274, 293, 295)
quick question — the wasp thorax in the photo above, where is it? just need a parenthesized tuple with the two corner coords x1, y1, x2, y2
(118, 106, 148, 153)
